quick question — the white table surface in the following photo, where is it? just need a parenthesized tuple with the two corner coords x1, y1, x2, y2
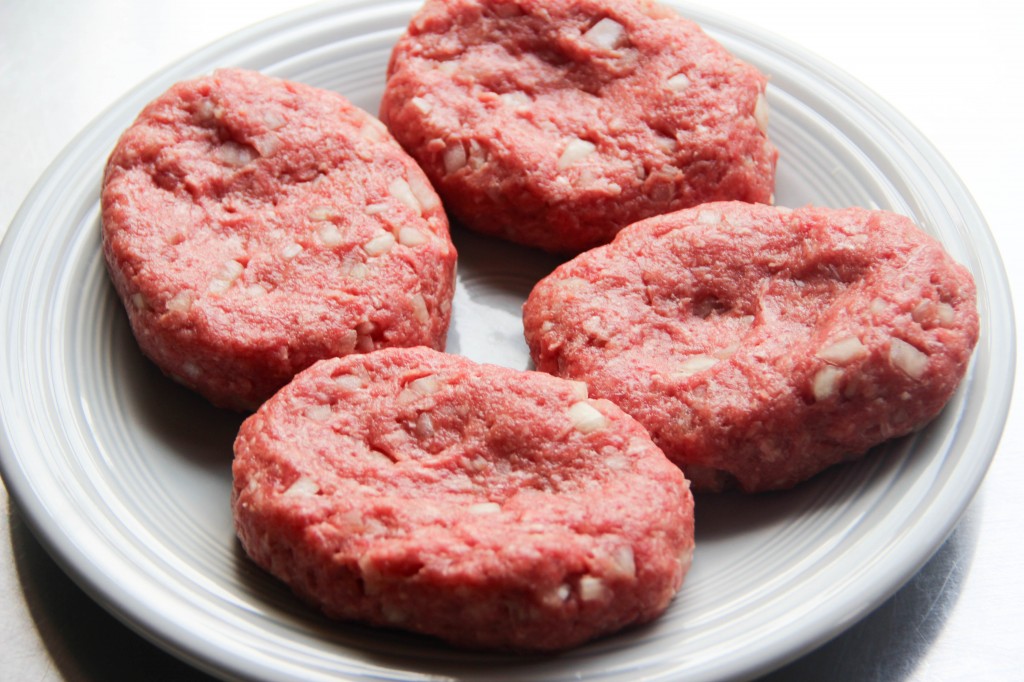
(2, 1, 1021, 680)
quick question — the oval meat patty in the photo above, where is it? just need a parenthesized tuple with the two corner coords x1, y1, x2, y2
(523, 202, 980, 492)
(231, 347, 695, 651)
(102, 68, 457, 410)
(380, 0, 777, 253)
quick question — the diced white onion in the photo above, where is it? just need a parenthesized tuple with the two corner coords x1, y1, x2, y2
(568, 380, 589, 401)
(611, 546, 636, 578)
(568, 401, 608, 433)
(304, 404, 332, 422)
(697, 209, 721, 224)
(674, 354, 718, 378)
(817, 336, 868, 365)
(316, 223, 343, 247)
(812, 366, 843, 401)
(398, 227, 428, 247)
(363, 233, 396, 256)
(283, 476, 319, 497)
(410, 293, 430, 324)
(558, 138, 597, 169)
(388, 177, 421, 214)
(308, 205, 337, 221)
(468, 502, 501, 515)
(166, 291, 193, 313)
(579, 575, 609, 602)
(219, 141, 255, 167)
(583, 18, 626, 50)
(754, 92, 769, 133)
(889, 338, 929, 379)
(443, 143, 467, 174)
(666, 73, 691, 92)
(408, 173, 440, 211)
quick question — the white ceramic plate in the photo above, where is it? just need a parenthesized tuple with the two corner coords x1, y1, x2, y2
(0, 1, 1014, 680)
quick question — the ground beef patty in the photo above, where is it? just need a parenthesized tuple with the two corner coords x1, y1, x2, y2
(380, 0, 777, 254)
(102, 69, 456, 410)
(232, 347, 694, 651)
(523, 202, 980, 492)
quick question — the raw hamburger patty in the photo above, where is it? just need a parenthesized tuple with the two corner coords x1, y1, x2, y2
(232, 347, 695, 651)
(102, 69, 457, 410)
(523, 202, 980, 492)
(380, 0, 777, 253)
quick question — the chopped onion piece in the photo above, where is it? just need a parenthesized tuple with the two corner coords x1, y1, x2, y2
(889, 338, 929, 379)
(363, 233, 396, 256)
(408, 173, 440, 211)
(166, 291, 193, 313)
(558, 138, 597, 169)
(568, 380, 589, 401)
(304, 404, 332, 422)
(611, 545, 636, 578)
(579, 575, 609, 602)
(817, 336, 867, 365)
(388, 177, 421, 213)
(398, 227, 428, 247)
(583, 18, 626, 50)
(754, 92, 769, 133)
(410, 293, 430, 324)
(568, 401, 608, 433)
(283, 476, 319, 497)
(308, 205, 337, 221)
(316, 223, 343, 247)
(280, 243, 302, 260)
(208, 260, 244, 293)
(666, 73, 691, 91)
(674, 354, 718, 377)
(443, 143, 467, 174)
(219, 141, 255, 167)
(812, 366, 843, 401)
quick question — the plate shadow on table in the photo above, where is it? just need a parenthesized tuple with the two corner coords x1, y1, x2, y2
(756, 500, 980, 681)
(8, 504, 221, 681)
(10, 341, 985, 682)
(8, 488, 980, 681)
(13, 241, 980, 680)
